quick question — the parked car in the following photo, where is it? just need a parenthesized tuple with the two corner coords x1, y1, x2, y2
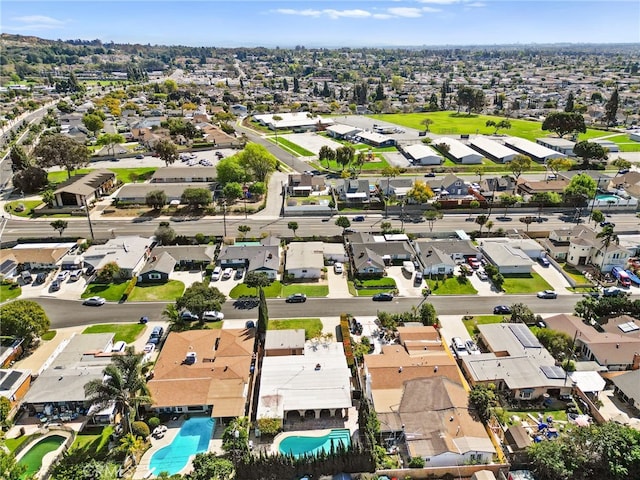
(414, 272, 423, 286)
(465, 340, 481, 355)
(56, 270, 70, 281)
(286, 293, 307, 303)
(603, 287, 625, 297)
(353, 215, 366, 222)
(222, 268, 234, 280)
(210, 266, 222, 281)
(493, 305, 511, 314)
(34, 272, 47, 284)
(180, 311, 199, 321)
(83, 296, 106, 306)
(69, 269, 83, 281)
(143, 343, 155, 354)
(50, 280, 61, 291)
(334, 263, 343, 274)
(135, 154, 145, 159)
(477, 271, 489, 281)
(451, 337, 468, 357)
(372, 292, 394, 302)
(467, 258, 481, 270)
(538, 257, 550, 267)
(202, 310, 224, 322)
(600, 221, 616, 228)
(618, 168, 630, 175)
(424, 172, 436, 177)
(139, 316, 149, 324)
(148, 326, 164, 345)
(234, 268, 245, 280)
(245, 320, 255, 329)
(537, 290, 558, 299)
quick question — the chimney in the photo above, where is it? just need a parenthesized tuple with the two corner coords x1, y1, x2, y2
(632, 353, 640, 371)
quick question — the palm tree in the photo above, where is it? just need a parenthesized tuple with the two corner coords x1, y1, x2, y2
(485, 220, 494, 236)
(596, 225, 619, 270)
(380, 166, 400, 218)
(84, 347, 151, 434)
(475, 214, 488, 236)
(117, 433, 146, 466)
(162, 303, 186, 331)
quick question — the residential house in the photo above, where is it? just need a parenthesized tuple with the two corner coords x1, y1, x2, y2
(325, 124, 361, 139)
(0, 337, 25, 368)
(150, 245, 215, 269)
(146, 329, 254, 418)
(9, 242, 75, 271)
(264, 329, 306, 356)
(560, 171, 611, 190)
(536, 137, 576, 156)
(82, 236, 152, 279)
(516, 177, 569, 196)
(504, 137, 566, 163)
(347, 232, 415, 276)
(416, 239, 479, 264)
(427, 174, 472, 198)
(137, 252, 176, 284)
(52, 170, 116, 208)
(461, 323, 573, 400)
(356, 130, 396, 148)
(336, 179, 371, 204)
(217, 237, 280, 280)
(285, 241, 324, 280)
(199, 123, 239, 146)
(114, 183, 213, 204)
(287, 173, 326, 197)
(402, 144, 442, 165)
(378, 178, 414, 199)
(22, 333, 118, 414)
(230, 104, 248, 116)
(0, 369, 32, 409)
(150, 167, 217, 183)
(322, 243, 348, 264)
(350, 245, 386, 276)
(478, 241, 535, 274)
(611, 370, 640, 410)
(433, 137, 483, 164)
(414, 244, 456, 276)
(544, 313, 640, 371)
(470, 136, 519, 163)
(609, 171, 640, 200)
(256, 342, 352, 425)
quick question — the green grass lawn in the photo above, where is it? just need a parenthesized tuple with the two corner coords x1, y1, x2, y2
(462, 315, 504, 337)
(82, 324, 145, 343)
(320, 156, 390, 172)
(367, 112, 607, 143)
(503, 409, 569, 425)
(4, 434, 31, 453)
(128, 280, 185, 302)
(0, 282, 21, 301)
(357, 277, 397, 288)
(68, 425, 113, 459)
(268, 318, 323, 340)
(41, 330, 57, 341)
(47, 167, 156, 186)
(601, 134, 640, 152)
(273, 137, 315, 156)
(281, 284, 329, 297)
(501, 272, 553, 294)
(4, 200, 42, 217)
(426, 276, 478, 295)
(560, 263, 593, 285)
(229, 281, 283, 299)
(81, 282, 129, 301)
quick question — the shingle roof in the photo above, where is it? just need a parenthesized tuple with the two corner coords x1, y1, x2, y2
(152, 246, 215, 263)
(140, 251, 176, 275)
(53, 169, 115, 196)
(611, 370, 640, 404)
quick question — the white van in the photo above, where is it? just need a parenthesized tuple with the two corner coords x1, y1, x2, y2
(451, 337, 468, 357)
(69, 269, 83, 281)
(210, 266, 222, 281)
(111, 341, 126, 353)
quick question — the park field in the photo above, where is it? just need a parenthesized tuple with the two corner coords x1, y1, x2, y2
(367, 111, 608, 143)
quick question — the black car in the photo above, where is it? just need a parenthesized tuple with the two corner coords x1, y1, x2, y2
(34, 272, 47, 284)
(493, 305, 511, 314)
(50, 280, 61, 291)
(373, 292, 394, 302)
(286, 293, 307, 303)
(353, 215, 366, 222)
(180, 311, 199, 321)
(424, 172, 436, 177)
(618, 168, 630, 175)
(600, 221, 616, 228)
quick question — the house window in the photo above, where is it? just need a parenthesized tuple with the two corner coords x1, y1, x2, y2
(149, 273, 162, 280)
(519, 390, 533, 399)
(302, 269, 307, 273)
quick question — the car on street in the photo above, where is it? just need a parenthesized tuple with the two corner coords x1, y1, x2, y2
(210, 266, 222, 281)
(424, 172, 436, 177)
(372, 292, 394, 302)
(603, 287, 625, 297)
(538, 257, 550, 267)
(617, 168, 630, 175)
(343, 228, 357, 234)
(83, 296, 106, 306)
(353, 215, 365, 222)
(477, 271, 489, 281)
(180, 311, 199, 321)
(135, 154, 144, 159)
(201, 310, 225, 322)
(493, 305, 511, 314)
(286, 293, 307, 303)
(600, 221, 616, 228)
(245, 320, 255, 329)
(537, 290, 558, 299)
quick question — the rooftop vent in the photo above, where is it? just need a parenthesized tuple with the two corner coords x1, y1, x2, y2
(185, 352, 197, 365)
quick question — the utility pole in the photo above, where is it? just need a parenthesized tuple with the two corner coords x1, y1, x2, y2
(83, 195, 95, 241)
(222, 200, 227, 237)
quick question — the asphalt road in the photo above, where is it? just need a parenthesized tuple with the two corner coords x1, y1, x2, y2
(37, 294, 595, 329)
(3, 211, 639, 242)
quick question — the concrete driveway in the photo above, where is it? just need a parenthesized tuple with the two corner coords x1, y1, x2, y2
(437, 314, 473, 344)
(327, 268, 351, 298)
(25, 271, 92, 301)
(387, 266, 423, 297)
(532, 263, 572, 294)
(463, 265, 501, 296)
(170, 270, 207, 289)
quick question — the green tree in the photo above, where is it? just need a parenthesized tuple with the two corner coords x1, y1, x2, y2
(154, 138, 179, 167)
(604, 88, 619, 127)
(546, 157, 572, 177)
(380, 166, 400, 216)
(380, 221, 392, 233)
(531, 191, 561, 221)
(10, 145, 30, 172)
(34, 134, 90, 179)
(0, 300, 50, 348)
(335, 145, 355, 171)
(145, 190, 167, 210)
(97, 262, 121, 282)
(406, 180, 434, 204)
(162, 303, 187, 332)
(486, 119, 511, 134)
(216, 157, 249, 185)
(181, 188, 212, 208)
(509, 154, 531, 179)
(248, 182, 266, 197)
(237, 225, 251, 238)
(237, 143, 278, 182)
(82, 113, 104, 137)
(335, 216, 351, 233)
(596, 225, 619, 269)
(535, 329, 573, 361)
(117, 433, 146, 466)
(318, 145, 336, 168)
(287, 221, 299, 237)
(222, 182, 243, 202)
(96, 133, 125, 157)
(245, 271, 273, 293)
(468, 384, 497, 422)
(42, 189, 55, 207)
(258, 287, 269, 341)
(50, 219, 68, 237)
(421, 118, 433, 132)
(12, 166, 48, 194)
(564, 91, 575, 112)
(541, 112, 587, 138)
(573, 141, 608, 166)
(419, 303, 438, 326)
(591, 209, 605, 226)
(612, 158, 632, 171)
(0, 396, 11, 427)
(475, 214, 488, 235)
(469, 200, 481, 221)
(84, 347, 151, 435)
(189, 453, 234, 480)
(154, 221, 176, 245)
(222, 417, 250, 463)
(509, 303, 536, 324)
(175, 282, 226, 318)
(499, 194, 519, 218)
(0, 448, 26, 480)
(423, 209, 443, 232)
(564, 173, 597, 199)
(493, 272, 504, 290)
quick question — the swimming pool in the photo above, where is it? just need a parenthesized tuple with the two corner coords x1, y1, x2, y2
(149, 417, 215, 475)
(18, 434, 66, 479)
(596, 194, 620, 202)
(278, 429, 351, 457)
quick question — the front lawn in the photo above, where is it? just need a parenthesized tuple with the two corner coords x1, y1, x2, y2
(501, 272, 553, 294)
(128, 280, 185, 302)
(357, 277, 397, 288)
(41, 330, 57, 341)
(4, 200, 42, 217)
(426, 276, 478, 295)
(281, 283, 329, 297)
(320, 156, 390, 172)
(48, 167, 156, 186)
(462, 315, 504, 337)
(82, 323, 145, 343)
(81, 282, 129, 301)
(268, 318, 323, 340)
(0, 282, 21, 301)
(560, 263, 593, 285)
(229, 281, 283, 299)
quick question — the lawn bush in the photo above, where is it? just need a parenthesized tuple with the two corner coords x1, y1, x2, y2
(147, 417, 160, 429)
(131, 421, 150, 439)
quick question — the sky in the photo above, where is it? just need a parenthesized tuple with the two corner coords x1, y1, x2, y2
(2, 1, 639, 48)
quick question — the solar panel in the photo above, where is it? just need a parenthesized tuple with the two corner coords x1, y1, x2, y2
(540, 365, 566, 380)
(0, 371, 22, 391)
(509, 324, 541, 349)
(618, 322, 639, 333)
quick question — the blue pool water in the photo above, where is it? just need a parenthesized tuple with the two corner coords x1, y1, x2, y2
(149, 417, 215, 475)
(596, 194, 620, 202)
(278, 429, 351, 457)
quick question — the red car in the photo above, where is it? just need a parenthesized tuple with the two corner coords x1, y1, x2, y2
(467, 258, 481, 270)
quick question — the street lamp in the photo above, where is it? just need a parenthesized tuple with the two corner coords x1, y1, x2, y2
(83, 194, 95, 241)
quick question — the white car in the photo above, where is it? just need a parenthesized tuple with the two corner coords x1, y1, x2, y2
(334, 262, 343, 274)
(222, 268, 234, 280)
(210, 266, 222, 281)
(57, 270, 70, 281)
(143, 343, 155, 354)
(83, 296, 106, 306)
(202, 310, 224, 322)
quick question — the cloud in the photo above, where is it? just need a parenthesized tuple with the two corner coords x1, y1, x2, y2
(418, 0, 460, 4)
(275, 8, 371, 19)
(275, 9, 322, 17)
(9, 15, 65, 31)
(387, 7, 424, 18)
(464, 2, 487, 7)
